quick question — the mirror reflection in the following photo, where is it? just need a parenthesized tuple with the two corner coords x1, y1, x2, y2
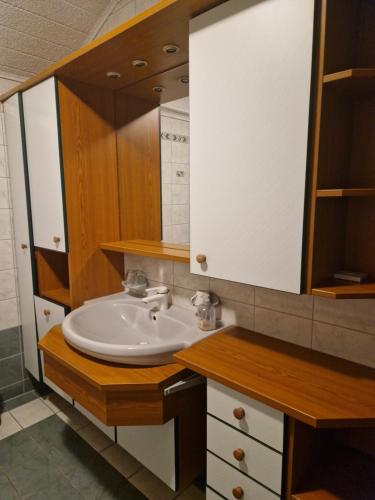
(160, 97, 190, 245)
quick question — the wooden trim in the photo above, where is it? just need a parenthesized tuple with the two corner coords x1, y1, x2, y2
(312, 281, 375, 299)
(305, 0, 327, 294)
(174, 327, 375, 428)
(101, 240, 190, 263)
(316, 188, 375, 198)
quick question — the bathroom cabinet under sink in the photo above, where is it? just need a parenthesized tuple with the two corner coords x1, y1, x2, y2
(38, 325, 206, 491)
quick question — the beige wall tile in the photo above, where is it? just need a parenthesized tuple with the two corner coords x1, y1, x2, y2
(172, 286, 195, 311)
(125, 255, 173, 285)
(254, 307, 312, 347)
(312, 322, 375, 369)
(210, 278, 254, 304)
(220, 300, 254, 330)
(173, 262, 209, 291)
(255, 287, 313, 319)
(314, 297, 375, 335)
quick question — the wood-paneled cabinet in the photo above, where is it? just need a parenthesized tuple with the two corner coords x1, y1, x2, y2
(189, 0, 315, 293)
(22, 78, 67, 253)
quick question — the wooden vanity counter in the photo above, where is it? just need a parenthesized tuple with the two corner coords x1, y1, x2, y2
(174, 326, 375, 429)
(39, 325, 196, 426)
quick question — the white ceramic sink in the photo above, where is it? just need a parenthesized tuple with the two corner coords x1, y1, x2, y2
(62, 293, 221, 365)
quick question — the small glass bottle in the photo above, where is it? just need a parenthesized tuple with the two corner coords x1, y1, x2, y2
(197, 303, 217, 331)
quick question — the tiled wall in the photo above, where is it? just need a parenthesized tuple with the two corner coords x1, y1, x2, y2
(160, 100, 190, 244)
(0, 75, 30, 406)
(125, 254, 375, 369)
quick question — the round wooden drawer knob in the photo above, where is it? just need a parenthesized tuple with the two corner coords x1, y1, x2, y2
(53, 236, 61, 244)
(233, 407, 245, 420)
(196, 254, 206, 264)
(233, 448, 245, 461)
(21, 243, 28, 250)
(43, 309, 51, 317)
(232, 486, 244, 499)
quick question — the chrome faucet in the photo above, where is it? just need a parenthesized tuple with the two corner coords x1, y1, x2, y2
(142, 286, 170, 311)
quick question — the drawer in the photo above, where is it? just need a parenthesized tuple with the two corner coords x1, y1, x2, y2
(207, 452, 279, 500)
(207, 379, 284, 452)
(207, 415, 282, 494)
(206, 487, 223, 499)
(34, 296, 71, 402)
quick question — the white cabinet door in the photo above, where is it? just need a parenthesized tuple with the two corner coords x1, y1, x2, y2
(189, 0, 315, 293)
(117, 419, 176, 490)
(22, 77, 67, 252)
(74, 402, 115, 441)
(4, 94, 40, 380)
(34, 296, 72, 402)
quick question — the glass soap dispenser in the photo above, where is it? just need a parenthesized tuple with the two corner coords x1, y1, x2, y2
(191, 290, 218, 331)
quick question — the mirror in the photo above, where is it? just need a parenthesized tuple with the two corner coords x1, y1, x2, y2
(160, 97, 190, 245)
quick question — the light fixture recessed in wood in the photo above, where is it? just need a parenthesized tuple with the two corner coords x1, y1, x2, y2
(162, 44, 180, 54)
(106, 71, 121, 79)
(153, 86, 165, 93)
(132, 59, 148, 68)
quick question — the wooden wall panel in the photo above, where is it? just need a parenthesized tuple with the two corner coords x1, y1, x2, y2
(58, 78, 123, 308)
(116, 94, 161, 241)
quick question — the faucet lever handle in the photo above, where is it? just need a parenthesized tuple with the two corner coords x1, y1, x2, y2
(145, 286, 169, 296)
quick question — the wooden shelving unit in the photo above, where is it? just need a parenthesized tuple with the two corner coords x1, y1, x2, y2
(316, 188, 375, 198)
(40, 288, 72, 307)
(101, 239, 190, 263)
(35, 248, 72, 307)
(323, 68, 375, 93)
(306, 0, 375, 299)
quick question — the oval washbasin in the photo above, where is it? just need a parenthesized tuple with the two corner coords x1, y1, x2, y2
(62, 295, 221, 365)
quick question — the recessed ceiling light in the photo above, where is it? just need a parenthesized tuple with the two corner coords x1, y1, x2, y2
(132, 59, 148, 68)
(162, 44, 180, 54)
(153, 86, 165, 93)
(106, 71, 121, 79)
(180, 75, 189, 84)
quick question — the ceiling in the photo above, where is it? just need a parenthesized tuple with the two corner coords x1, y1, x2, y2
(0, 0, 119, 78)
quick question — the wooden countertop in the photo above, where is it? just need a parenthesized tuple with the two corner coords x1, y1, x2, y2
(39, 326, 189, 392)
(174, 327, 375, 428)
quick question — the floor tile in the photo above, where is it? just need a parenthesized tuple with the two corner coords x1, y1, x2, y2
(0, 472, 20, 499)
(42, 392, 72, 414)
(10, 398, 53, 428)
(3, 391, 38, 412)
(176, 484, 205, 499)
(0, 412, 22, 440)
(23, 415, 146, 500)
(101, 444, 142, 478)
(129, 467, 176, 500)
(78, 423, 114, 452)
(22, 474, 83, 499)
(56, 403, 90, 431)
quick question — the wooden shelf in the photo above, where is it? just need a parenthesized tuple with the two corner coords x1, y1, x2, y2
(101, 239, 190, 263)
(292, 444, 375, 500)
(316, 188, 375, 198)
(40, 288, 71, 307)
(312, 280, 375, 299)
(323, 68, 375, 93)
(174, 327, 375, 428)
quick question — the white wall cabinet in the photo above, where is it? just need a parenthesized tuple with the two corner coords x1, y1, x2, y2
(4, 94, 40, 380)
(22, 77, 67, 252)
(34, 296, 72, 402)
(189, 0, 315, 293)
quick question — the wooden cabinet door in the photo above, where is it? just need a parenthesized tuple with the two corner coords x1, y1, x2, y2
(22, 77, 67, 252)
(189, 0, 315, 293)
(4, 94, 40, 380)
